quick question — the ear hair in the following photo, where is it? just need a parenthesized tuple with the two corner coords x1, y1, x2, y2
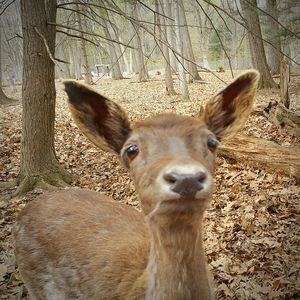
(64, 81, 131, 154)
(203, 70, 259, 140)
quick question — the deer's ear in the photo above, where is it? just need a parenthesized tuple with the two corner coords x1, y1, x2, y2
(202, 70, 259, 140)
(64, 81, 131, 154)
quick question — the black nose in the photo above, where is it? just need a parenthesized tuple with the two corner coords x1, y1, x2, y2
(163, 171, 206, 197)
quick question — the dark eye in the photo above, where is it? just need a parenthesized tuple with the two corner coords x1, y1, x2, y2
(126, 144, 139, 160)
(207, 138, 219, 150)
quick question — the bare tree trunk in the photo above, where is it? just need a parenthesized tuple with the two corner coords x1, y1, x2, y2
(0, 22, 17, 105)
(280, 56, 290, 109)
(156, 0, 176, 95)
(178, 0, 202, 82)
(265, 0, 281, 75)
(101, 22, 123, 79)
(193, 4, 212, 69)
(18, 0, 72, 195)
(130, 1, 149, 82)
(76, 2, 93, 85)
(241, 0, 277, 89)
(174, 0, 189, 99)
(163, 0, 177, 73)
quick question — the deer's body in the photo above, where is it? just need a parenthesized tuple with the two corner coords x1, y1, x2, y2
(14, 70, 259, 300)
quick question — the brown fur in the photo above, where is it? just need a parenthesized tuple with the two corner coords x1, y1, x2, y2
(14, 70, 259, 300)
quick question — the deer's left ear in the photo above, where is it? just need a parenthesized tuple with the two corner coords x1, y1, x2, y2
(64, 81, 131, 154)
(202, 70, 259, 140)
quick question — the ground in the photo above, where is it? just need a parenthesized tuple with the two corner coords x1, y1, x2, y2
(0, 70, 299, 299)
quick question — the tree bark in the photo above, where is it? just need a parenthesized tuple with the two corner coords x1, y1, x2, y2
(18, 0, 72, 195)
(220, 134, 299, 178)
(241, 0, 277, 89)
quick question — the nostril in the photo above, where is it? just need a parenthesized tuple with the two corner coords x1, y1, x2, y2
(163, 172, 178, 184)
(196, 171, 207, 183)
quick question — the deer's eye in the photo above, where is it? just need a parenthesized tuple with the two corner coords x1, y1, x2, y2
(126, 144, 139, 160)
(207, 138, 219, 151)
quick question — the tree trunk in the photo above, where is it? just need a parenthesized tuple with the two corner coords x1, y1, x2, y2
(18, 0, 72, 195)
(241, 0, 277, 89)
(156, 0, 176, 95)
(265, 0, 281, 75)
(220, 134, 299, 178)
(101, 22, 123, 80)
(280, 56, 290, 108)
(178, 0, 202, 82)
(174, 0, 189, 100)
(130, 2, 149, 82)
(76, 2, 93, 85)
(163, 0, 177, 73)
(0, 27, 17, 105)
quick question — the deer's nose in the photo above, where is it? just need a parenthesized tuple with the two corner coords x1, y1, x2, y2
(163, 171, 207, 197)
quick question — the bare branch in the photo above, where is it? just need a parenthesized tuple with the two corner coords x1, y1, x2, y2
(56, 29, 99, 46)
(137, 0, 174, 21)
(0, 0, 16, 16)
(47, 22, 135, 49)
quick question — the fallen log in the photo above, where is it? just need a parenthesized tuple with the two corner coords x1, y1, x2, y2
(219, 134, 299, 178)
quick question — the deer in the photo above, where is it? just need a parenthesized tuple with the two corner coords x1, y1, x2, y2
(13, 70, 259, 300)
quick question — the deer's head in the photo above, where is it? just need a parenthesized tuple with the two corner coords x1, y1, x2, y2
(64, 71, 259, 218)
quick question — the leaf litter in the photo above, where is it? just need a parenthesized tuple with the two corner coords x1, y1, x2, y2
(0, 70, 299, 299)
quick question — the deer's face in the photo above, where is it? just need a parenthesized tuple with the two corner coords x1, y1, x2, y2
(121, 115, 217, 214)
(64, 70, 259, 217)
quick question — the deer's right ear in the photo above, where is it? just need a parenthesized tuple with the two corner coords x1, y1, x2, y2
(64, 81, 131, 154)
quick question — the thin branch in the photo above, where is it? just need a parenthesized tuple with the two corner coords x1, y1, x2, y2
(196, 0, 234, 78)
(0, 0, 15, 16)
(137, 0, 174, 21)
(47, 21, 135, 49)
(56, 29, 99, 46)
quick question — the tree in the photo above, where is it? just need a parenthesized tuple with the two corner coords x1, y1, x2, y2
(240, 0, 277, 88)
(17, 0, 72, 195)
(129, 1, 149, 82)
(75, 1, 93, 85)
(178, 0, 202, 82)
(265, 0, 281, 75)
(0, 30, 16, 105)
(155, 0, 176, 95)
(174, 0, 189, 99)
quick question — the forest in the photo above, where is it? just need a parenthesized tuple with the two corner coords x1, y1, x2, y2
(0, 0, 299, 299)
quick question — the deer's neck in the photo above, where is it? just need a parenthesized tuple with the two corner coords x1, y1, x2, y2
(145, 213, 212, 300)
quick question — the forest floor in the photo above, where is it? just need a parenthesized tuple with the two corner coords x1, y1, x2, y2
(0, 70, 299, 299)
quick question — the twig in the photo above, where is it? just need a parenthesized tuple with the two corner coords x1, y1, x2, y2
(56, 29, 99, 46)
(0, 0, 16, 16)
(137, 0, 174, 21)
